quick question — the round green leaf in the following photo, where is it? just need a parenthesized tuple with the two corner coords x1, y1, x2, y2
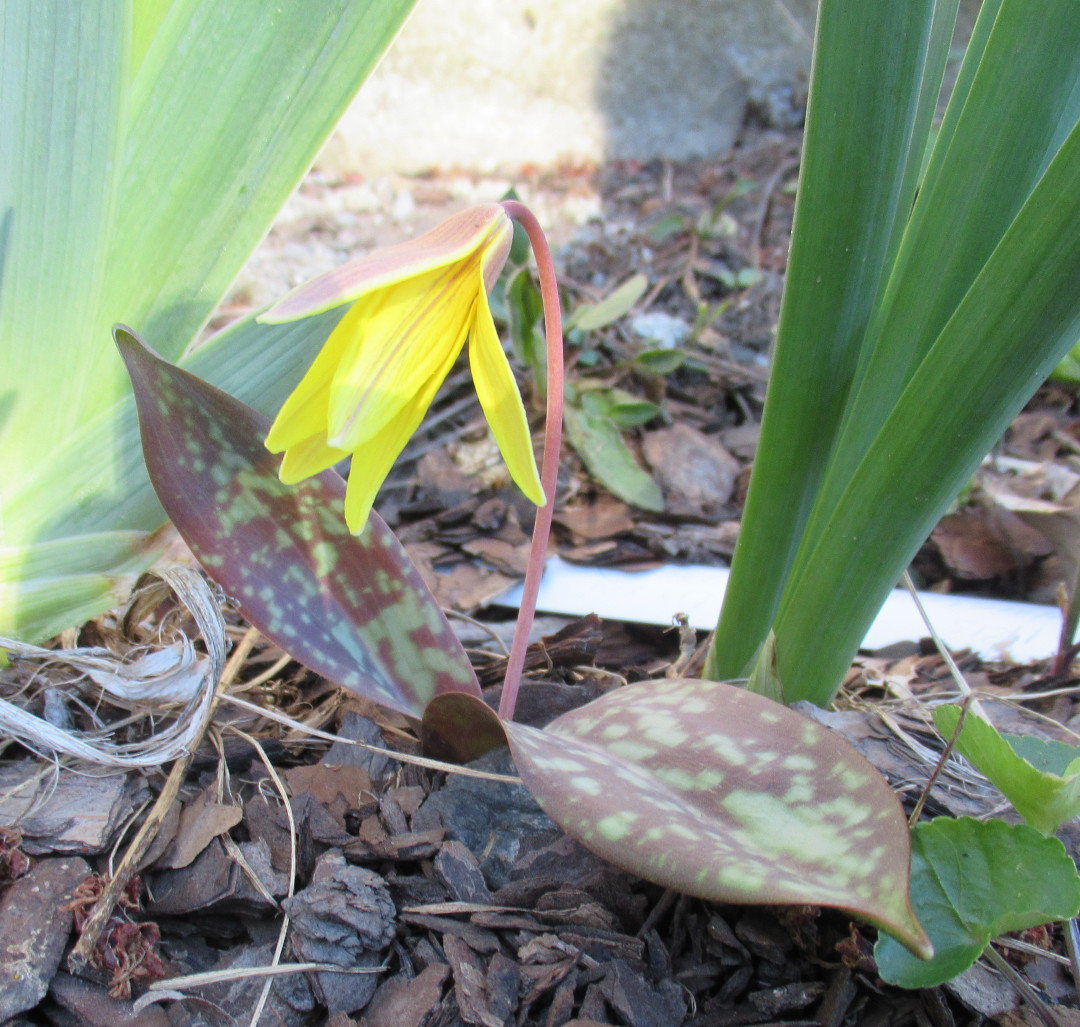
(875, 816, 1080, 988)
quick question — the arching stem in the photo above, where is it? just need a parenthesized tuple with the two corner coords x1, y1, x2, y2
(497, 200, 564, 721)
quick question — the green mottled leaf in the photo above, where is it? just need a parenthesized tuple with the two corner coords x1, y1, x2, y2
(505, 677, 930, 957)
(564, 404, 664, 513)
(116, 327, 479, 718)
(567, 274, 649, 332)
(934, 704, 1080, 836)
(875, 817, 1080, 988)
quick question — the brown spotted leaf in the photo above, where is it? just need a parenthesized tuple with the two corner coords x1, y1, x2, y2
(115, 326, 479, 717)
(504, 677, 931, 957)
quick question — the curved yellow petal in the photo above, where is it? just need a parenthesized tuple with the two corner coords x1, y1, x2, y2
(265, 309, 355, 453)
(260, 204, 511, 323)
(342, 339, 463, 533)
(326, 260, 476, 450)
(277, 433, 350, 484)
(468, 280, 545, 506)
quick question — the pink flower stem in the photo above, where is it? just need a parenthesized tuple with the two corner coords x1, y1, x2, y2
(497, 200, 564, 722)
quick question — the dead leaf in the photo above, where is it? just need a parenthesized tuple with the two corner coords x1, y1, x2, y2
(154, 787, 243, 870)
(642, 423, 741, 520)
(930, 507, 1051, 580)
(555, 499, 637, 541)
(360, 963, 450, 1027)
(284, 763, 372, 808)
(462, 537, 531, 576)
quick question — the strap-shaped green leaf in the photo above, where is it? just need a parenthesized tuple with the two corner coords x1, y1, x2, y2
(707, 0, 953, 681)
(775, 114, 1080, 703)
(117, 327, 480, 717)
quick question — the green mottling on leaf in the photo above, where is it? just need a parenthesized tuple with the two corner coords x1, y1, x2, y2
(601, 723, 630, 740)
(719, 864, 767, 891)
(312, 541, 336, 578)
(783, 783, 815, 804)
(607, 739, 660, 761)
(705, 734, 747, 765)
(654, 767, 697, 790)
(782, 754, 816, 772)
(723, 791, 862, 870)
(817, 796, 871, 826)
(838, 767, 871, 791)
(571, 776, 602, 795)
(644, 721, 688, 747)
(596, 811, 639, 842)
(669, 824, 703, 842)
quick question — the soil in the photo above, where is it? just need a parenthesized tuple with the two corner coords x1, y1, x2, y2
(3, 125, 1080, 1025)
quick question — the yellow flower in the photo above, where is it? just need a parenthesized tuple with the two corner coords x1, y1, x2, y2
(259, 203, 545, 533)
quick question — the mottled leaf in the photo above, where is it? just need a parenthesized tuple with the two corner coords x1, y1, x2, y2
(563, 404, 664, 513)
(934, 704, 1080, 836)
(504, 677, 930, 957)
(116, 326, 479, 717)
(875, 817, 1080, 988)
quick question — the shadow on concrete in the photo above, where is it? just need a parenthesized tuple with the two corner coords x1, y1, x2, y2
(593, 0, 815, 163)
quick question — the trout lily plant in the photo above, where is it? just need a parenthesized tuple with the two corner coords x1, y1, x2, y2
(109, 0, 1080, 991)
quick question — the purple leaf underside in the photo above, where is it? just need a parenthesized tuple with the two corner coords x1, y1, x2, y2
(422, 691, 508, 765)
(115, 326, 479, 718)
(505, 677, 931, 958)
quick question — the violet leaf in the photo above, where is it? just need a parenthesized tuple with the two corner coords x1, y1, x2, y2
(115, 326, 480, 717)
(504, 677, 931, 957)
(875, 817, 1080, 988)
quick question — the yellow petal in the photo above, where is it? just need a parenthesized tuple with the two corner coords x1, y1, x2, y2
(468, 279, 545, 506)
(259, 204, 511, 323)
(277, 433, 350, 484)
(264, 311, 353, 453)
(326, 260, 476, 450)
(342, 340, 463, 533)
